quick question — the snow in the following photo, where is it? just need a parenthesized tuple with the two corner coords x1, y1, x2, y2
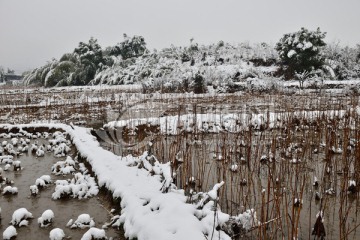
(4, 164, 11, 171)
(36, 148, 45, 157)
(3, 226, 17, 240)
(11, 207, 33, 226)
(2, 186, 18, 195)
(81, 227, 106, 240)
(52, 172, 98, 199)
(49, 228, 66, 240)
(233, 209, 259, 230)
(349, 180, 356, 186)
(40, 174, 52, 183)
(66, 219, 73, 227)
(287, 49, 297, 58)
(19, 219, 29, 227)
(303, 41, 313, 50)
(207, 181, 224, 200)
(38, 209, 55, 227)
(30, 185, 39, 195)
(12, 160, 21, 170)
(51, 156, 76, 175)
(0, 155, 13, 164)
(36, 178, 47, 187)
(71, 214, 95, 229)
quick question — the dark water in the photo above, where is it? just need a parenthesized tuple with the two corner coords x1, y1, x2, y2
(0, 138, 125, 240)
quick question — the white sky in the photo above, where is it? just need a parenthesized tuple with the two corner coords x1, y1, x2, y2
(0, 0, 359, 73)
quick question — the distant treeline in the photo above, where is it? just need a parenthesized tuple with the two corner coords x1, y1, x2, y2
(22, 29, 360, 93)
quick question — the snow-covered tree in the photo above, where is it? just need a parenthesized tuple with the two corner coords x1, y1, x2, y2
(0, 66, 5, 82)
(322, 42, 360, 80)
(109, 34, 147, 60)
(276, 27, 326, 79)
(193, 72, 206, 94)
(74, 37, 104, 67)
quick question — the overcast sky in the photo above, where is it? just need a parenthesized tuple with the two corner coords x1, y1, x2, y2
(1, 0, 359, 73)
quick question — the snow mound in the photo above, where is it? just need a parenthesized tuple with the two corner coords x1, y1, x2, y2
(30, 185, 39, 195)
(0, 155, 13, 164)
(3, 226, 17, 240)
(38, 209, 55, 227)
(70, 214, 95, 229)
(2, 186, 18, 195)
(81, 227, 106, 240)
(12, 160, 21, 171)
(11, 208, 33, 226)
(49, 228, 66, 240)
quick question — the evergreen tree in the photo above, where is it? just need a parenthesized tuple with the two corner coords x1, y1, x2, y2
(110, 34, 147, 60)
(193, 72, 206, 94)
(276, 27, 326, 79)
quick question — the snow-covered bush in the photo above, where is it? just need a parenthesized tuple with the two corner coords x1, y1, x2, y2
(81, 227, 107, 240)
(344, 82, 360, 95)
(276, 27, 326, 79)
(246, 78, 283, 93)
(52, 172, 98, 199)
(2, 186, 18, 195)
(49, 228, 66, 240)
(3, 226, 17, 240)
(51, 156, 76, 175)
(12, 160, 21, 171)
(109, 34, 148, 60)
(38, 209, 55, 227)
(70, 214, 95, 229)
(10, 208, 33, 226)
(30, 185, 39, 195)
(323, 43, 360, 80)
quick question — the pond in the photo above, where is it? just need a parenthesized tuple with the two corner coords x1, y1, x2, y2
(0, 132, 125, 240)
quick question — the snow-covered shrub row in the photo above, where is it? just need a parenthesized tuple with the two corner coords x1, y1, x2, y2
(0, 129, 72, 160)
(52, 172, 99, 199)
(50, 131, 72, 157)
(51, 156, 76, 175)
(105, 112, 270, 135)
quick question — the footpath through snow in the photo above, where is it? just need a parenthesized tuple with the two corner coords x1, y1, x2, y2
(0, 123, 256, 240)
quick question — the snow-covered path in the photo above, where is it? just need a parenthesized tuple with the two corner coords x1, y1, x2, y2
(69, 125, 207, 240)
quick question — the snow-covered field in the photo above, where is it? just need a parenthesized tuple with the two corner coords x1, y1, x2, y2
(1, 85, 360, 239)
